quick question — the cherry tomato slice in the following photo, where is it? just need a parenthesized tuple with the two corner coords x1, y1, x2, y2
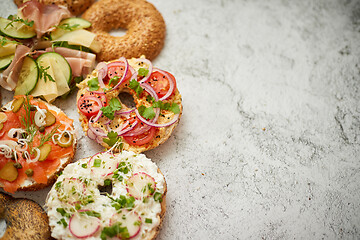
(147, 70, 176, 98)
(107, 62, 132, 83)
(78, 93, 107, 118)
(123, 126, 156, 146)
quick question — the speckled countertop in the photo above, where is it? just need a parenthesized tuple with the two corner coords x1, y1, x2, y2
(1, 0, 360, 239)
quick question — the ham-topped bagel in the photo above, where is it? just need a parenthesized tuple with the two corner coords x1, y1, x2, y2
(0, 96, 76, 193)
(77, 57, 182, 153)
(46, 151, 166, 240)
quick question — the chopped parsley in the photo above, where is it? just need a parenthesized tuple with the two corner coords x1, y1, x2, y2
(129, 79, 143, 97)
(87, 77, 99, 91)
(101, 97, 122, 120)
(103, 131, 120, 147)
(138, 67, 149, 77)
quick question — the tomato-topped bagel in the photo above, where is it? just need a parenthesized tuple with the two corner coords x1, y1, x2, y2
(76, 57, 182, 153)
(0, 96, 76, 193)
(82, 0, 166, 61)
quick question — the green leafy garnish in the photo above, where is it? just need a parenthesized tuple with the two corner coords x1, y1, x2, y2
(52, 41, 92, 52)
(108, 194, 135, 210)
(57, 218, 68, 228)
(103, 131, 120, 147)
(81, 163, 87, 168)
(87, 77, 99, 91)
(38, 124, 60, 148)
(129, 79, 143, 97)
(145, 218, 152, 224)
(109, 76, 120, 86)
(93, 158, 101, 167)
(104, 179, 112, 186)
(81, 210, 101, 218)
(0, 37, 18, 46)
(138, 68, 149, 77)
(101, 97, 122, 120)
(138, 105, 155, 120)
(39, 65, 55, 83)
(153, 192, 163, 202)
(56, 23, 80, 31)
(100, 223, 129, 240)
(56, 208, 71, 218)
(6, 14, 34, 29)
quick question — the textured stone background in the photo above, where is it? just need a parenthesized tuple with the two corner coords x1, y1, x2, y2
(1, 0, 360, 239)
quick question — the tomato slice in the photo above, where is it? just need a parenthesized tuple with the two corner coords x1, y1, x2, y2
(147, 70, 176, 98)
(78, 92, 107, 118)
(107, 62, 132, 83)
(123, 126, 156, 146)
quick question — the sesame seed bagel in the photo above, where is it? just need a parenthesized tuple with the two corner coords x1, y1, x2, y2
(0, 192, 51, 240)
(82, 0, 166, 61)
(46, 151, 167, 240)
(0, 96, 76, 193)
(14, 0, 95, 16)
(76, 57, 182, 153)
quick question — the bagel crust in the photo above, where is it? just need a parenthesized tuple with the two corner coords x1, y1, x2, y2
(0, 96, 76, 193)
(14, 0, 95, 16)
(46, 151, 166, 240)
(0, 192, 51, 240)
(82, 0, 166, 61)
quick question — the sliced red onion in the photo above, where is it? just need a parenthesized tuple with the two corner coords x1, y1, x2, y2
(153, 68, 175, 101)
(86, 88, 106, 95)
(135, 58, 153, 84)
(111, 57, 129, 91)
(96, 136, 104, 144)
(87, 129, 96, 140)
(95, 62, 107, 88)
(88, 117, 108, 137)
(92, 109, 103, 122)
(107, 120, 138, 136)
(114, 108, 135, 116)
(141, 82, 159, 102)
(135, 109, 179, 128)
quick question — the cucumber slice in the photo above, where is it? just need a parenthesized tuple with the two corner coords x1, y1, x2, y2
(0, 54, 14, 70)
(0, 17, 36, 39)
(50, 18, 92, 40)
(14, 56, 39, 96)
(37, 52, 71, 84)
(0, 39, 17, 57)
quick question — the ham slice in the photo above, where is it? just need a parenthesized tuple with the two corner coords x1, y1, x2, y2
(0, 45, 31, 91)
(20, 0, 71, 38)
(47, 47, 96, 63)
(65, 57, 94, 77)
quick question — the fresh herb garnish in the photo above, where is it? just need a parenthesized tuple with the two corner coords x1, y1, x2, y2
(57, 218, 68, 228)
(56, 208, 71, 218)
(81, 163, 87, 168)
(137, 101, 180, 120)
(129, 79, 143, 97)
(101, 97, 122, 120)
(103, 131, 120, 147)
(93, 158, 101, 167)
(107, 194, 135, 210)
(80, 210, 101, 218)
(108, 76, 120, 87)
(104, 179, 112, 186)
(153, 192, 163, 202)
(6, 14, 34, 29)
(138, 105, 155, 120)
(138, 68, 149, 77)
(56, 23, 80, 31)
(87, 77, 99, 91)
(39, 65, 55, 82)
(100, 222, 129, 240)
(0, 37, 18, 46)
(38, 124, 60, 148)
(145, 218, 152, 224)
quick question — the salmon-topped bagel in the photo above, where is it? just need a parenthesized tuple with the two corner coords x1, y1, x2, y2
(46, 151, 167, 240)
(82, 0, 166, 61)
(0, 192, 52, 240)
(0, 95, 76, 193)
(14, 0, 95, 16)
(76, 57, 182, 153)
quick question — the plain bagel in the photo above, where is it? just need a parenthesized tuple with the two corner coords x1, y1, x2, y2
(14, 0, 95, 16)
(0, 192, 51, 240)
(82, 0, 166, 61)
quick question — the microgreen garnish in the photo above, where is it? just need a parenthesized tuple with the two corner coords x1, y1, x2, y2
(56, 208, 71, 218)
(129, 79, 143, 97)
(103, 131, 120, 147)
(100, 222, 130, 240)
(117, 161, 131, 174)
(101, 97, 122, 120)
(5, 14, 34, 29)
(39, 65, 55, 82)
(56, 23, 80, 31)
(87, 77, 99, 91)
(38, 124, 60, 148)
(138, 68, 149, 77)
(0, 37, 18, 46)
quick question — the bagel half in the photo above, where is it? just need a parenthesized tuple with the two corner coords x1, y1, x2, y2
(0, 96, 76, 193)
(82, 0, 166, 61)
(0, 192, 51, 240)
(46, 151, 166, 240)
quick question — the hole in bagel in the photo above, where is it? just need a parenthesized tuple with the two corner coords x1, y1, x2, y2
(109, 28, 127, 37)
(118, 92, 136, 109)
(98, 183, 113, 196)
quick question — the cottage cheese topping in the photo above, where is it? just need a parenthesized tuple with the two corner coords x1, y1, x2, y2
(46, 151, 165, 240)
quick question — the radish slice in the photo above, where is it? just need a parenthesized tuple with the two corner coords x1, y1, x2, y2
(56, 178, 88, 205)
(126, 172, 156, 199)
(69, 212, 100, 238)
(88, 152, 118, 177)
(110, 210, 141, 239)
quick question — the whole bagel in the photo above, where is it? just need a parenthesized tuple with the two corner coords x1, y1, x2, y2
(14, 0, 95, 16)
(0, 192, 51, 240)
(82, 0, 166, 61)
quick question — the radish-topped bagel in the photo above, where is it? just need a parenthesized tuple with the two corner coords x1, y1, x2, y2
(0, 96, 76, 193)
(82, 0, 166, 61)
(76, 57, 182, 153)
(46, 151, 167, 240)
(0, 192, 51, 240)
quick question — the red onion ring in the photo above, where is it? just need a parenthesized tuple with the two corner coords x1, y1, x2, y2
(115, 108, 135, 116)
(88, 117, 108, 137)
(141, 82, 159, 102)
(153, 68, 175, 101)
(107, 57, 129, 91)
(135, 109, 179, 128)
(95, 62, 107, 88)
(106, 120, 138, 136)
(87, 128, 96, 140)
(135, 58, 153, 84)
